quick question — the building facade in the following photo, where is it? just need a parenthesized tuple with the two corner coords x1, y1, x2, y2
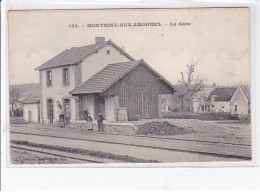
(36, 37, 134, 124)
(206, 87, 249, 115)
(22, 95, 40, 123)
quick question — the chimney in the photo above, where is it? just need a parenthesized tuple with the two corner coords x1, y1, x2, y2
(95, 37, 105, 45)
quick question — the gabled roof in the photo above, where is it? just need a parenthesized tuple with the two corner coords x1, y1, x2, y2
(22, 94, 40, 104)
(70, 59, 177, 95)
(207, 87, 237, 102)
(35, 40, 135, 70)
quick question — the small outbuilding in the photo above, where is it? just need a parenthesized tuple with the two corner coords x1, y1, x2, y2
(70, 59, 177, 121)
(22, 95, 41, 123)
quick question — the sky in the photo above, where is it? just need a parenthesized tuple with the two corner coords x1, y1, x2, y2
(8, 8, 250, 86)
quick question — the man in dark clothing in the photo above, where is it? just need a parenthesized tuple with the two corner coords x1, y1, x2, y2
(97, 112, 104, 132)
(58, 111, 65, 128)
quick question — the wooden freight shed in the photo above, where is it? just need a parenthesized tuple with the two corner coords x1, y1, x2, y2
(70, 60, 177, 121)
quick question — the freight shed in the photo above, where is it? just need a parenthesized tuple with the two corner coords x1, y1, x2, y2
(70, 60, 177, 121)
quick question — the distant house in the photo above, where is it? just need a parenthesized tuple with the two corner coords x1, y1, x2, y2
(9, 83, 41, 117)
(35, 37, 177, 124)
(206, 87, 248, 115)
(193, 87, 214, 113)
(22, 94, 40, 123)
(159, 94, 181, 116)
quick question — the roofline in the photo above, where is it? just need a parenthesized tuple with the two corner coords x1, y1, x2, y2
(99, 60, 142, 93)
(22, 100, 40, 104)
(140, 60, 178, 92)
(69, 60, 141, 95)
(70, 59, 178, 95)
(35, 40, 135, 71)
(206, 87, 238, 102)
(35, 63, 78, 71)
(230, 86, 248, 102)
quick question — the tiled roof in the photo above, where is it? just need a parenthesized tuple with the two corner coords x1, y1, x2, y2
(70, 60, 178, 95)
(207, 87, 237, 102)
(70, 61, 141, 94)
(35, 40, 135, 70)
(35, 44, 101, 70)
(22, 94, 40, 104)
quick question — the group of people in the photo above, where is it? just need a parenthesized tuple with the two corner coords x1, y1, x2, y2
(84, 111, 104, 132)
(59, 109, 105, 132)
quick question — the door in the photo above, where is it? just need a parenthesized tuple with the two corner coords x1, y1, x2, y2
(63, 99, 71, 126)
(97, 96, 105, 119)
(28, 111, 32, 123)
(47, 99, 54, 124)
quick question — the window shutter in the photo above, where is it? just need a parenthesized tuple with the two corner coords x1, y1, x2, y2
(63, 69, 65, 85)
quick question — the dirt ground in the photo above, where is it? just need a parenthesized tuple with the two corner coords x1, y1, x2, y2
(9, 118, 251, 164)
(132, 118, 251, 145)
(10, 148, 80, 164)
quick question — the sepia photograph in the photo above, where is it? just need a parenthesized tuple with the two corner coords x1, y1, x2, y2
(7, 8, 251, 165)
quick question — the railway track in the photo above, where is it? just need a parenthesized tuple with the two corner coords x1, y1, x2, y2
(10, 131, 251, 160)
(11, 145, 103, 164)
(11, 126, 251, 147)
(80, 131, 251, 147)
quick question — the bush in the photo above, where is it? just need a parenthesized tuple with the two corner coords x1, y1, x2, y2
(10, 117, 27, 124)
(238, 114, 251, 124)
(161, 112, 239, 120)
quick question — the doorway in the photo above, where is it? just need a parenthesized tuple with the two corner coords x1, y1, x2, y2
(97, 96, 105, 119)
(47, 99, 54, 124)
(63, 99, 71, 126)
(28, 111, 32, 123)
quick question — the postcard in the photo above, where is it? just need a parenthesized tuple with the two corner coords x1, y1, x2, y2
(7, 8, 251, 165)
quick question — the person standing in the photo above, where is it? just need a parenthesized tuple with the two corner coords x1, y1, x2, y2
(97, 112, 104, 132)
(86, 112, 93, 131)
(58, 111, 65, 128)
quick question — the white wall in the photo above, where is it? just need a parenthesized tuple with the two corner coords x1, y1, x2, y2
(41, 65, 76, 124)
(193, 101, 201, 113)
(230, 88, 248, 115)
(23, 103, 39, 123)
(81, 44, 131, 83)
(41, 44, 131, 124)
(86, 94, 95, 119)
(211, 101, 231, 113)
(105, 96, 115, 121)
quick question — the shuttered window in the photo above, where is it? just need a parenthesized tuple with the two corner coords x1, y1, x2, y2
(63, 68, 69, 86)
(47, 71, 52, 87)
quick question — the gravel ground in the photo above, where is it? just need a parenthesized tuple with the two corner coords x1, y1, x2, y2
(132, 119, 251, 145)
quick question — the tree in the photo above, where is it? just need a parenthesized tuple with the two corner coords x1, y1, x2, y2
(177, 62, 205, 113)
(9, 87, 21, 118)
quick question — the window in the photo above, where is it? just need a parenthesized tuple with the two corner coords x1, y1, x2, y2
(47, 71, 52, 86)
(106, 49, 110, 55)
(63, 68, 69, 86)
(235, 105, 238, 112)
